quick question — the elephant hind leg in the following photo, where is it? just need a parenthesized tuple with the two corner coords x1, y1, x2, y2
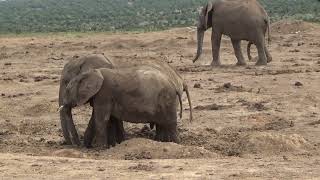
(231, 39, 246, 66)
(256, 38, 268, 66)
(265, 44, 272, 63)
(155, 124, 180, 143)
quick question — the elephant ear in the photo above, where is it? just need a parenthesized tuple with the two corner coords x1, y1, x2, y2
(77, 69, 104, 106)
(205, 2, 213, 29)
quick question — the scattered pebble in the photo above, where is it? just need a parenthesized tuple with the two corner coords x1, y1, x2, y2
(295, 81, 303, 86)
(289, 49, 300, 53)
(4, 62, 12, 66)
(223, 83, 232, 89)
(97, 168, 105, 171)
(194, 83, 202, 88)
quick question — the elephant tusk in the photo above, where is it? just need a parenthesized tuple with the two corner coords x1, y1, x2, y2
(58, 105, 64, 112)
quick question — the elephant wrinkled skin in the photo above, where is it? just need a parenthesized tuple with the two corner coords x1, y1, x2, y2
(58, 54, 124, 146)
(194, 0, 272, 66)
(60, 65, 193, 147)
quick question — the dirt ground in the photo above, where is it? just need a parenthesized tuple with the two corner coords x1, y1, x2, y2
(0, 20, 319, 179)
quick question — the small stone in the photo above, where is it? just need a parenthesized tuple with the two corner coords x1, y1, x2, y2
(4, 62, 11, 66)
(297, 42, 305, 46)
(194, 83, 202, 88)
(223, 83, 232, 89)
(289, 49, 300, 53)
(295, 81, 303, 86)
(97, 168, 105, 171)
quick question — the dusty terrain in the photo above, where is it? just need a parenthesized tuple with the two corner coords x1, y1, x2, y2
(0, 20, 319, 179)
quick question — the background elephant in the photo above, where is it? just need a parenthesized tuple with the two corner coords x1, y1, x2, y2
(60, 65, 193, 147)
(193, 0, 272, 66)
(58, 54, 124, 146)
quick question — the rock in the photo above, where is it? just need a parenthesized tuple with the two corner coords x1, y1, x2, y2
(223, 83, 232, 89)
(194, 83, 202, 88)
(295, 81, 303, 86)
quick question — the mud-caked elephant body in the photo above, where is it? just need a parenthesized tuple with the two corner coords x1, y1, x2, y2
(194, 0, 272, 66)
(58, 54, 124, 146)
(61, 66, 191, 147)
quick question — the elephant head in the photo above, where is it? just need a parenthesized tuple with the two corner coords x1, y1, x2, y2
(193, 2, 213, 63)
(58, 54, 113, 145)
(61, 69, 104, 108)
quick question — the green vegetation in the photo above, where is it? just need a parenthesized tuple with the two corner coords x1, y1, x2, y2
(0, 0, 319, 33)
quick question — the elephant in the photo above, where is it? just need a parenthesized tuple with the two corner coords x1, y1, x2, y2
(59, 65, 193, 147)
(58, 54, 125, 146)
(144, 61, 193, 129)
(193, 0, 272, 66)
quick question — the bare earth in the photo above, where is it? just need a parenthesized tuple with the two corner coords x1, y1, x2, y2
(0, 20, 319, 179)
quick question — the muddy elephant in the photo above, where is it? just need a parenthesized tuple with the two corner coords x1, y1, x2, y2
(193, 0, 272, 66)
(58, 54, 124, 146)
(59, 65, 193, 147)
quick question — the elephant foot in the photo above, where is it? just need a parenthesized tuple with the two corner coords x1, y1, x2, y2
(267, 57, 272, 63)
(210, 60, 221, 67)
(236, 61, 247, 66)
(155, 125, 180, 143)
(255, 60, 267, 66)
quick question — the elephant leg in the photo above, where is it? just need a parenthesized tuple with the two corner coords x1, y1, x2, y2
(115, 119, 125, 144)
(107, 117, 117, 147)
(60, 108, 72, 145)
(83, 109, 96, 148)
(231, 39, 246, 66)
(265, 44, 272, 63)
(94, 104, 111, 147)
(256, 38, 268, 66)
(155, 124, 179, 143)
(155, 106, 179, 143)
(211, 31, 222, 66)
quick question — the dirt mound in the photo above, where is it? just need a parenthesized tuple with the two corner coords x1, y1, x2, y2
(271, 20, 316, 34)
(233, 132, 313, 156)
(107, 138, 217, 159)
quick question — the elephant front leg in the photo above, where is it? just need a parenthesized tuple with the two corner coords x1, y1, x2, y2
(211, 31, 222, 66)
(94, 104, 111, 147)
(231, 39, 246, 66)
(83, 109, 96, 148)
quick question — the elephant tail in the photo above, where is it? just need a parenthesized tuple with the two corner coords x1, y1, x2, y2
(176, 91, 183, 119)
(247, 42, 253, 61)
(183, 83, 193, 122)
(266, 17, 271, 45)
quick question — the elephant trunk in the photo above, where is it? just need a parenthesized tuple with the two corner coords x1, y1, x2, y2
(59, 83, 81, 146)
(193, 28, 205, 63)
